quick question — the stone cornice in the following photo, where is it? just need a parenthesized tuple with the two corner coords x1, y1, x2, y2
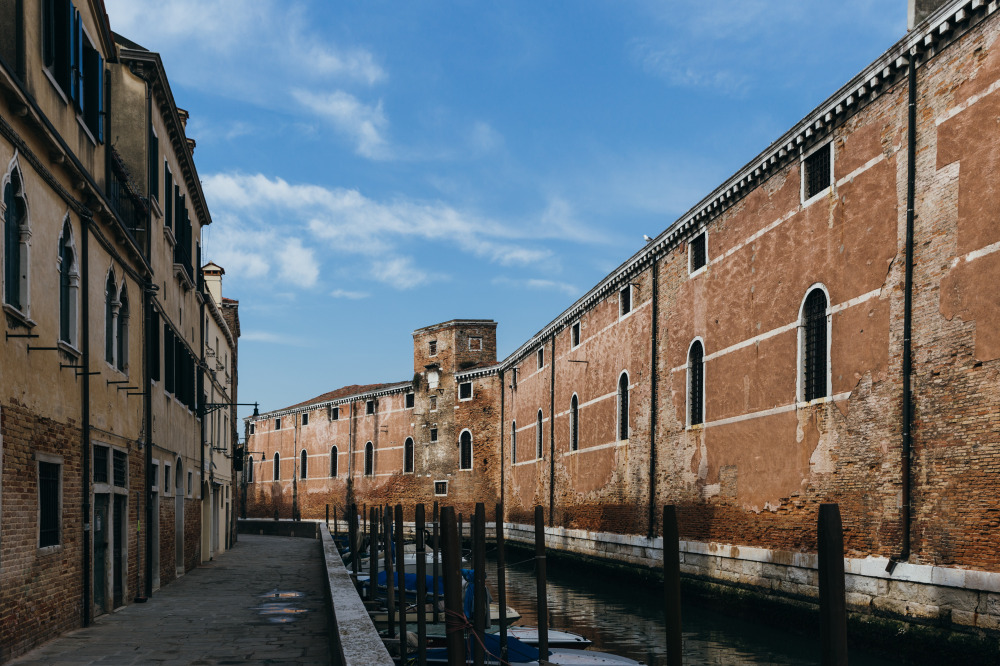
(249, 381, 413, 421)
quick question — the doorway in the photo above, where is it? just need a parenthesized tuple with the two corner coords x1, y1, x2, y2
(93, 493, 109, 614)
(175, 459, 184, 575)
(151, 484, 160, 590)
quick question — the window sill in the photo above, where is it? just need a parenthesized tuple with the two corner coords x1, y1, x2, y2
(76, 114, 98, 146)
(37, 544, 63, 555)
(174, 263, 194, 291)
(42, 67, 69, 106)
(150, 195, 162, 219)
(801, 185, 832, 208)
(58, 340, 81, 358)
(688, 266, 707, 279)
(163, 224, 176, 247)
(3, 304, 36, 329)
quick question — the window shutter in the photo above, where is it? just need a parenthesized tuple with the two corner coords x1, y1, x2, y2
(96, 54, 104, 143)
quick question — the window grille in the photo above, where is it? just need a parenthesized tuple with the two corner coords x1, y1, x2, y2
(570, 395, 579, 452)
(330, 406, 339, 421)
(805, 143, 832, 199)
(364, 442, 374, 476)
(536, 410, 543, 459)
(618, 373, 630, 440)
(405, 393, 414, 408)
(460, 431, 472, 470)
(688, 341, 705, 426)
(404, 439, 414, 473)
(429, 340, 437, 355)
(38, 462, 60, 548)
(301, 413, 309, 426)
(511, 421, 517, 463)
(459, 382, 472, 400)
(59, 224, 73, 343)
(537, 348, 544, 369)
(330, 447, 338, 477)
(571, 322, 581, 347)
(366, 400, 374, 415)
(113, 450, 127, 488)
(93, 445, 109, 484)
(620, 285, 632, 316)
(803, 290, 829, 401)
(430, 428, 438, 442)
(690, 232, 707, 273)
(434, 480, 448, 496)
(300, 450, 308, 479)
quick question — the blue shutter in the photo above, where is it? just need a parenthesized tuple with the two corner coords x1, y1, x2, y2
(67, 3, 76, 103)
(96, 54, 104, 143)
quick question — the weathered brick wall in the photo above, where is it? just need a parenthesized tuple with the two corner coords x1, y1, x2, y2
(0, 403, 84, 660)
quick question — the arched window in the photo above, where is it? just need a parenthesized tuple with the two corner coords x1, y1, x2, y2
(273, 452, 280, 481)
(116, 282, 129, 372)
(403, 438, 414, 473)
(459, 430, 472, 470)
(246, 456, 254, 483)
(536, 409, 543, 459)
(511, 421, 517, 464)
(801, 288, 830, 402)
(105, 270, 116, 364)
(330, 446, 338, 477)
(300, 450, 308, 479)
(688, 340, 705, 426)
(58, 218, 78, 346)
(3, 161, 29, 313)
(570, 394, 579, 451)
(617, 373, 629, 441)
(364, 441, 374, 477)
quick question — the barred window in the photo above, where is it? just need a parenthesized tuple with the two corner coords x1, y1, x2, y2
(688, 341, 705, 426)
(93, 445, 109, 484)
(301, 412, 309, 426)
(536, 409, 544, 459)
(113, 450, 127, 487)
(38, 461, 61, 548)
(620, 285, 632, 317)
(405, 393, 414, 409)
(618, 372, 629, 440)
(366, 400, 375, 415)
(459, 382, 472, 400)
(570, 394, 579, 452)
(430, 428, 438, 442)
(511, 421, 517, 464)
(804, 143, 832, 200)
(364, 442, 374, 476)
(571, 321, 581, 348)
(300, 450, 308, 479)
(690, 232, 707, 273)
(330, 447, 338, 477)
(802, 289, 829, 401)
(459, 431, 472, 470)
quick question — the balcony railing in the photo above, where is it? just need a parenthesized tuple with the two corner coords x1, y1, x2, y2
(108, 148, 149, 241)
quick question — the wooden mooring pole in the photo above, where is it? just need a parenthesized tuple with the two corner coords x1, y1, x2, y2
(396, 504, 406, 648)
(349, 503, 359, 578)
(663, 505, 682, 664)
(384, 506, 396, 639)
(433, 501, 441, 625)
(416, 503, 428, 666)
(369, 507, 377, 602)
(495, 503, 508, 664)
(819, 503, 848, 666)
(534, 505, 548, 659)
(473, 503, 486, 666)
(441, 506, 465, 666)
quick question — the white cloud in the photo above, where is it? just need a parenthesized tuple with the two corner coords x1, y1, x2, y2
(492, 276, 579, 298)
(371, 256, 444, 289)
(292, 89, 390, 159)
(241, 331, 314, 347)
(276, 239, 320, 288)
(330, 289, 369, 300)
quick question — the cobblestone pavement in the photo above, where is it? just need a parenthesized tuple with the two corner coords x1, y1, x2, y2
(11, 535, 332, 665)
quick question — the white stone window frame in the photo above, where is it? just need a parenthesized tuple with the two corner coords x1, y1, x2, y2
(151, 459, 160, 494)
(35, 451, 63, 553)
(430, 427, 438, 443)
(619, 283, 633, 320)
(330, 446, 339, 478)
(536, 347, 544, 370)
(163, 462, 172, 497)
(402, 438, 414, 474)
(569, 393, 580, 453)
(366, 399, 375, 415)
(796, 283, 833, 404)
(329, 406, 339, 421)
(688, 229, 708, 277)
(616, 370, 630, 442)
(405, 392, 415, 409)
(273, 452, 280, 481)
(2, 154, 33, 323)
(301, 412, 309, 427)
(274, 417, 281, 430)
(458, 381, 474, 402)
(800, 139, 836, 206)
(458, 429, 473, 471)
(468, 336, 482, 351)
(364, 441, 375, 477)
(429, 339, 438, 356)
(433, 480, 448, 497)
(686, 337, 707, 429)
(535, 409, 544, 460)
(56, 215, 80, 351)
(299, 449, 309, 480)
(570, 321, 581, 349)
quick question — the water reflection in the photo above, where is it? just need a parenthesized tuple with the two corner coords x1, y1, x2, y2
(486, 551, 894, 666)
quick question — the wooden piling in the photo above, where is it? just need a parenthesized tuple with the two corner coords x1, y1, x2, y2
(441, 507, 465, 666)
(384, 507, 396, 638)
(473, 503, 486, 666)
(416, 504, 428, 666)
(369, 507, 377, 602)
(495, 503, 508, 663)
(333, 506, 338, 538)
(326, 504, 329, 528)
(433, 502, 441, 625)
(819, 503, 848, 666)
(663, 505, 682, 664)
(349, 503, 359, 577)
(534, 505, 548, 659)
(396, 504, 406, 648)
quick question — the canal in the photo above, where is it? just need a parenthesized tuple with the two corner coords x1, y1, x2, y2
(483, 547, 896, 665)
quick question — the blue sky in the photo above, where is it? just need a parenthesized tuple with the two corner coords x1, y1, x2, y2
(105, 0, 906, 422)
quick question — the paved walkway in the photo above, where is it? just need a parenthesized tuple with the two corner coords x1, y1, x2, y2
(11, 535, 332, 665)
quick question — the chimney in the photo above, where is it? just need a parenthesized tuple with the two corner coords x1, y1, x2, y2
(202, 262, 225, 305)
(909, 0, 948, 29)
(176, 108, 189, 130)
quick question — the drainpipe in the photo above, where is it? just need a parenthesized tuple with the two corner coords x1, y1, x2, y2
(647, 258, 659, 538)
(142, 83, 154, 600)
(548, 334, 556, 527)
(499, 369, 505, 510)
(893, 57, 918, 568)
(292, 413, 298, 520)
(81, 214, 92, 627)
(346, 402, 355, 509)
(199, 294, 205, 556)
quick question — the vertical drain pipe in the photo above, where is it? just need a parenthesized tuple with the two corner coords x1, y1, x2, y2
(499, 369, 505, 509)
(81, 215, 92, 626)
(548, 334, 556, 527)
(647, 258, 659, 538)
(897, 57, 918, 566)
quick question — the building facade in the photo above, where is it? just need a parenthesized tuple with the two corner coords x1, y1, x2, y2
(246, 0, 1000, 641)
(0, 2, 238, 661)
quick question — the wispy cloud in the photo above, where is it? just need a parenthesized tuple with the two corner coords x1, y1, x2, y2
(493, 276, 579, 298)
(371, 257, 446, 290)
(292, 89, 390, 159)
(241, 330, 315, 347)
(330, 289, 369, 300)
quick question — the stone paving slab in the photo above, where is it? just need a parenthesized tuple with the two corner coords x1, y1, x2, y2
(10, 535, 332, 666)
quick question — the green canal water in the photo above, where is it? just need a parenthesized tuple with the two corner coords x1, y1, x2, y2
(483, 550, 897, 665)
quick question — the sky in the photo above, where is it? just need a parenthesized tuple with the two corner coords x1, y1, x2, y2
(104, 0, 907, 424)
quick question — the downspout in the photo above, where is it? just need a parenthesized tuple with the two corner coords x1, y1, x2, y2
(647, 258, 659, 538)
(81, 214, 92, 626)
(199, 294, 205, 556)
(142, 83, 154, 600)
(895, 57, 918, 567)
(346, 402, 355, 509)
(548, 334, 555, 527)
(292, 413, 298, 520)
(499, 369, 505, 510)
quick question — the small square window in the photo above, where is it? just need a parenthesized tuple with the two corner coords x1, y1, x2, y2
(430, 396, 438, 411)
(430, 428, 438, 442)
(301, 412, 309, 426)
(366, 400, 375, 415)
(429, 340, 437, 356)
(469, 337, 482, 351)
(537, 348, 544, 370)
(571, 322, 581, 348)
(689, 232, 707, 274)
(459, 382, 473, 401)
(330, 406, 340, 421)
(620, 285, 632, 317)
(804, 142, 832, 201)
(274, 417, 281, 430)
(405, 393, 415, 409)
(434, 480, 448, 496)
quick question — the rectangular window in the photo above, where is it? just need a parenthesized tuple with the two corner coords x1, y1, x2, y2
(187, 471, 193, 496)
(81, 39, 104, 142)
(163, 166, 173, 229)
(430, 428, 438, 442)
(571, 321, 581, 348)
(366, 400, 375, 415)
(689, 232, 707, 273)
(150, 311, 160, 382)
(620, 284, 632, 317)
(405, 393, 414, 409)
(804, 142, 832, 201)
(93, 445, 109, 484)
(429, 340, 437, 356)
(151, 461, 159, 491)
(113, 450, 127, 488)
(301, 412, 309, 426)
(249, 422, 255, 434)
(149, 126, 159, 202)
(434, 480, 448, 496)
(330, 406, 339, 421)
(163, 463, 170, 495)
(469, 337, 482, 351)
(537, 348, 544, 370)
(275, 417, 281, 430)
(38, 460, 61, 548)
(459, 382, 473, 401)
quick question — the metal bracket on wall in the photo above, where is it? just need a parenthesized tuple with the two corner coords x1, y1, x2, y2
(107, 379, 130, 385)
(26, 345, 60, 353)
(116, 385, 138, 392)
(5, 332, 38, 340)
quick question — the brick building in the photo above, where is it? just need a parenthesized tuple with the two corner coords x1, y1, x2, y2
(246, 0, 1000, 640)
(0, 2, 238, 661)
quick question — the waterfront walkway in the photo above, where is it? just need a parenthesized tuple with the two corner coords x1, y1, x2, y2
(11, 535, 332, 665)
